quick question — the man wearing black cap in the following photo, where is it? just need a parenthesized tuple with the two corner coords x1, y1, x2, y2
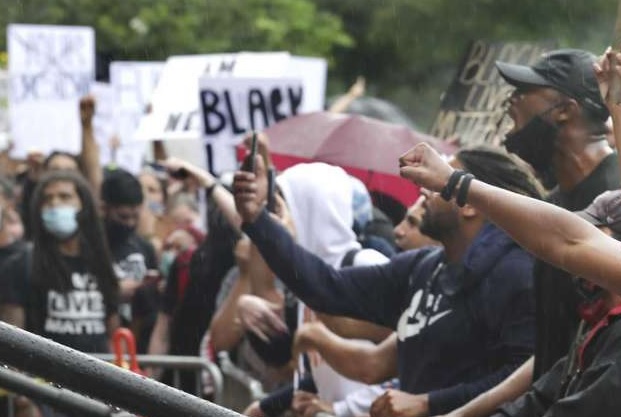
(439, 49, 621, 417)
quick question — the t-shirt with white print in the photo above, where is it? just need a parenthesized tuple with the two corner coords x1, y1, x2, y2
(0, 252, 113, 353)
(109, 233, 157, 323)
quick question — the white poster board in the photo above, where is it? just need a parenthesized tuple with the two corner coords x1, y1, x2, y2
(8, 24, 95, 158)
(91, 82, 147, 175)
(134, 52, 326, 172)
(110, 61, 164, 143)
(198, 77, 304, 172)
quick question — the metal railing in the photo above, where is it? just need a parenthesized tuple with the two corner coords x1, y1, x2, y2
(91, 353, 224, 404)
(0, 321, 242, 417)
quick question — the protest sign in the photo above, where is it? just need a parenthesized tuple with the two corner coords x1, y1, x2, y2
(198, 77, 304, 172)
(429, 40, 554, 146)
(8, 24, 95, 158)
(0, 70, 8, 150)
(110, 61, 164, 144)
(91, 82, 147, 174)
(199, 77, 304, 142)
(134, 52, 326, 173)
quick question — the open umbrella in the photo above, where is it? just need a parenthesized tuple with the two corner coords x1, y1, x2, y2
(259, 111, 456, 208)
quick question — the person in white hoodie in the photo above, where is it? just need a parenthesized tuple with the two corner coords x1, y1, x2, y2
(243, 162, 393, 417)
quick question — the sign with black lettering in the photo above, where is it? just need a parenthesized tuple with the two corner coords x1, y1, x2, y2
(430, 40, 555, 146)
(8, 24, 95, 158)
(199, 77, 304, 144)
(134, 52, 326, 173)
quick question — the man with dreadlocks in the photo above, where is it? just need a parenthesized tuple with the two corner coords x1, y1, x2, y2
(233, 145, 543, 417)
(0, 170, 120, 352)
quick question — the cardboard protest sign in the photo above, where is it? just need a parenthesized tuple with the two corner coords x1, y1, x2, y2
(8, 24, 95, 158)
(430, 40, 554, 146)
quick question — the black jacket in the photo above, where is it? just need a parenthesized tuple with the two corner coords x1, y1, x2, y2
(495, 306, 621, 416)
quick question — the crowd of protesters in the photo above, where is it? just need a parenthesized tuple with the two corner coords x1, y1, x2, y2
(3, 45, 621, 417)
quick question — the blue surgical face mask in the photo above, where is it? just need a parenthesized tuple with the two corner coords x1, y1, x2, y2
(147, 201, 165, 216)
(41, 206, 79, 240)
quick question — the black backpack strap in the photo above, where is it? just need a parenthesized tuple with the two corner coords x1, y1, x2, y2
(341, 248, 361, 268)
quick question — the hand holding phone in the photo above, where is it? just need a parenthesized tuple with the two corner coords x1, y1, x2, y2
(243, 131, 258, 173)
(267, 168, 276, 213)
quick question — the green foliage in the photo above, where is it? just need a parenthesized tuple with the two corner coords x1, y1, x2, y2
(0, 0, 353, 61)
(1, 0, 619, 127)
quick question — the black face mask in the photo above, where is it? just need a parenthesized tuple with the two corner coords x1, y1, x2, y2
(504, 113, 559, 175)
(105, 219, 135, 243)
(573, 276, 606, 305)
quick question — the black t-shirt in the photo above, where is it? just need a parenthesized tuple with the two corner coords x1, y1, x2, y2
(0, 249, 113, 353)
(109, 233, 158, 322)
(0, 240, 27, 270)
(109, 233, 158, 353)
(534, 153, 621, 378)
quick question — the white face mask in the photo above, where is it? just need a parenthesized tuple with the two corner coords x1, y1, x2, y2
(41, 206, 79, 240)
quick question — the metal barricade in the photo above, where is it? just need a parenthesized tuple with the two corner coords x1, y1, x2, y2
(0, 322, 242, 417)
(91, 353, 224, 404)
(217, 351, 266, 412)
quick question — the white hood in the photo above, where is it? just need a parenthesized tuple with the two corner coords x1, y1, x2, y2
(276, 162, 360, 268)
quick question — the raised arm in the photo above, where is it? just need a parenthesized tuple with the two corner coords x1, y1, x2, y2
(398, 143, 621, 295)
(160, 157, 242, 231)
(234, 156, 415, 327)
(594, 48, 621, 166)
(79, 95, 103, 195)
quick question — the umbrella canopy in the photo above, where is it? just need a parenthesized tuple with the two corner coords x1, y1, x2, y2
(343, 96, 419, 129)
(259, 111, 455, 208)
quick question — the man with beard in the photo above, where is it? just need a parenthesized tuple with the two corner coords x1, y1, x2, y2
(440, 49, 621, 417)
(233, 146, 543, 417)
(101, 168, 159, 352)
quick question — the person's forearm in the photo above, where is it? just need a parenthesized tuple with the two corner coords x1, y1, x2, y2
(210, 185, 242, 231)
(447, 357, 533, 417)
(298, 326, 397, 384)
(147, 313, 170, 355)
(611, 111, 621, 169)
(316, 313, 393, 343)
(209, 277, 250, 352)
(465, 179, 621, 294)
(243, 209, 397, 324)
(81, 124, 102, 195)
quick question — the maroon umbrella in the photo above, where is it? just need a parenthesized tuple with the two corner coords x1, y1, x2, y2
(260, 111, 455, 207)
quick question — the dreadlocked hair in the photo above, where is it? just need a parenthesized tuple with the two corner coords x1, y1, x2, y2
(456, 145, 545, 200)
(30, 170, 119, 312)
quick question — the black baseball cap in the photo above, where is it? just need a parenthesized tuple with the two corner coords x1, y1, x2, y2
(496, 49, 609, 122)
(575, 190, 621, 236)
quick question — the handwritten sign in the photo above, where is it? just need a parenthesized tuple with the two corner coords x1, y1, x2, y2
(8, 24, 95, 158)
(91, 82, 147, 174)
(110, 61, 164, 144)
(134, 52, 326, 173)
(199, 77, 304, 142)
(429, 40, 554, 146)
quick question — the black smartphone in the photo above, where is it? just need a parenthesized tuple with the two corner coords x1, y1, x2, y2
(267, 167, 276, 213)
(244, 131, 258, 173)
(169, 167, 190, 180)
